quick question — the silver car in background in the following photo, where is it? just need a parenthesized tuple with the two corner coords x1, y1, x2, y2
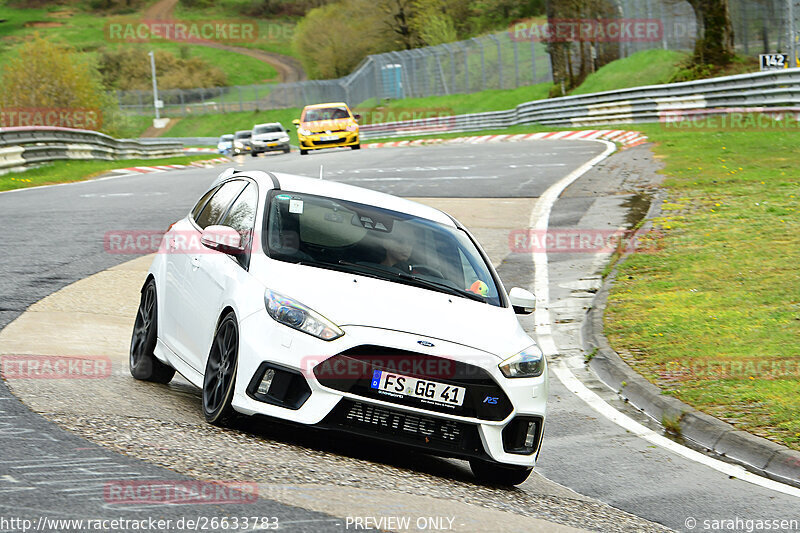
(251, 122, 291, 156)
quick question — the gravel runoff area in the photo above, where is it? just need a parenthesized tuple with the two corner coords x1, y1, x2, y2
(46, 412, 669, 533)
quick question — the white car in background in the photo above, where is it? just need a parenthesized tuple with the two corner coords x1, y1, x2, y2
(129, 169, 547, 485)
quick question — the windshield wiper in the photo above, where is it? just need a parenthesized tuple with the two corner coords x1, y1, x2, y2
(401, 274, 486, 303)
(337, 261, 485, 303)
(295, 260, 385, 281)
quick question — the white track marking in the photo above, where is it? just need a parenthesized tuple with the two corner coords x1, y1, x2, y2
(530, 140, 800, 498)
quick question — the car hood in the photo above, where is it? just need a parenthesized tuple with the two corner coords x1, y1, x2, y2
(301, 118, 356, 133)
(252, 259, 532, 359)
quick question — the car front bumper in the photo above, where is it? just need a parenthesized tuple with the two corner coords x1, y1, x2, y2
(298, 132, 359, 150)
(252, 141, 290, 153)
(231, 311, 548, 467)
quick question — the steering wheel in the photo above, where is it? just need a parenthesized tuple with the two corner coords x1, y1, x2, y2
(408, 264, 445, 278)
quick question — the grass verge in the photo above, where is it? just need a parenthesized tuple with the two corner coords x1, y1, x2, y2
(604, 123, 800, 450)
(355, 83, 553, 116)
(0, 154, 218, 192)
(571, 49, 688, 95)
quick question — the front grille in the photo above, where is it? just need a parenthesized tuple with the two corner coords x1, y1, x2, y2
(323, 399, 485, 459)
(313, 346, 513, 421)
(310, 137, 347, 145)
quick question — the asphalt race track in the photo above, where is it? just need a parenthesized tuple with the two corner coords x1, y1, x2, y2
(0, 141, 798, 532)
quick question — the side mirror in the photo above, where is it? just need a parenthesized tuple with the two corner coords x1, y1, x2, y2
(509, 287, 536, 315)
(285, 129, 290, 133)
(201, 225, 243, 255)
(353, 113, 361, 121)
(292, 119, 300, 126)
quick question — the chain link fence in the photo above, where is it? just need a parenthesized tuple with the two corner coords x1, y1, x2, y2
(117, 0, 799, 117)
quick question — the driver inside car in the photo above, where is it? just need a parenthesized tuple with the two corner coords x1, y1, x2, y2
(380, 222, 415, 270)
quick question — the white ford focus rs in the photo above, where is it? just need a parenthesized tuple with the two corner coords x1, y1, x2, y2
(130, 168, 548, 485)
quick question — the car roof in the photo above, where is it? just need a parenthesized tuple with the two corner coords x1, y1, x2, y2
(253, 122, 282, 127)
(234, 130, 251, 135)
(219, 169, 456, 227)
(303, 102, 349, 109)
(220, 134, 233, 138)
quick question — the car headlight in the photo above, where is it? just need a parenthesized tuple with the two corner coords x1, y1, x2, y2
(234, 141, 243, 148)
(264, 289, 344, 341)
(499, 345, 545, 378)
(298, 128, 311, 136)
(346, 124, 358, 132)
(278, 136, 290, 142)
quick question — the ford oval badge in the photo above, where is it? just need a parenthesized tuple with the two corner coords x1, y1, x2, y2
(417, 340, 435, 347)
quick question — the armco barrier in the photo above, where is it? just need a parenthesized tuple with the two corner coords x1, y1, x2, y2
(359, 69, 800, 139)
(0, 126, 183, 173)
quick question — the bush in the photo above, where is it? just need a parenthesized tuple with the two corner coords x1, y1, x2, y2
(0, 34, 126, 137)
(97, 48, 228, 91)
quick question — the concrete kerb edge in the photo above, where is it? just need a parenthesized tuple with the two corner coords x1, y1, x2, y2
(581, 189, 800, 489)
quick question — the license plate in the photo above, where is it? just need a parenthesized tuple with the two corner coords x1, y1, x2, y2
(267, 142, 277, 147)
(319, 135, 338, 141)
(370, 370, 465, 407)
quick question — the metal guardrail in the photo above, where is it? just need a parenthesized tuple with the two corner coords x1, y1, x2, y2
(0, 127, 184, 173)
(358, 69, 800, 139)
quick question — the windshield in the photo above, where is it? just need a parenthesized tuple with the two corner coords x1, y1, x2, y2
(219, 135, 233, 141)
(264, 191, 502, 306)
(254, 125, 283, 134)
(235, 131, 251, 139)
(302, 107, 350, 122)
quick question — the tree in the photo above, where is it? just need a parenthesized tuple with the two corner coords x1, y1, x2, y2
(686, 0, 735, 66)
(545, 0, 619, 94)
(0, 34, 107, 111)
(292, 0, 393, 79)
(410, 0, 458, 46)
(381, 0, 420, 49)
(0, 35, 129, 136)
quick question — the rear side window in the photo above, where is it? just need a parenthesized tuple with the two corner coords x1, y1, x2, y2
(191, 186, 219, 221)
(221, 184, 258, 249)
(195, 180, 247, 230)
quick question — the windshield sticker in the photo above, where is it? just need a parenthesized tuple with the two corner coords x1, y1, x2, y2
(468, 280, 489, 297)
(289, 199, 304, 214)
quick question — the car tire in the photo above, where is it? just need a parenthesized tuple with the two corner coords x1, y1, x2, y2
(300, 149, 308, 155)
(469, 459, 532, 486)
(283, 148, 290, 154)
(351, 144, 361, 150)
(129, 278, 175, 384)
(202, 312, 239, 427)
(251, 152, 258, 157)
